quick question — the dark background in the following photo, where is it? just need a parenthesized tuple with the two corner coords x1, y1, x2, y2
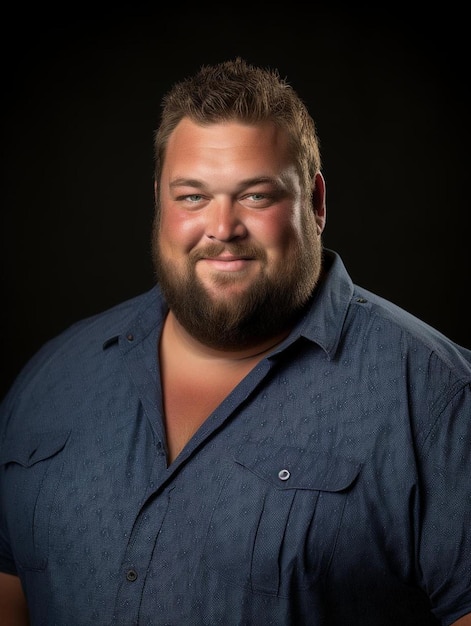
(1, 3, 469, 401)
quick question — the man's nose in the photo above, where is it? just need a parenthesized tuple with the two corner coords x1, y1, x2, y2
(206, 199, 247, 242)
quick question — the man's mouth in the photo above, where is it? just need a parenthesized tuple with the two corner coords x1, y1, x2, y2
(199, 255, 254, 272)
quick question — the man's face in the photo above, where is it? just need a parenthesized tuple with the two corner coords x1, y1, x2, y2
(152, 118, 325, 349)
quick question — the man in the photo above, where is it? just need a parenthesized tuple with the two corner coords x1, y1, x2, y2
(0, 58, 470, 625)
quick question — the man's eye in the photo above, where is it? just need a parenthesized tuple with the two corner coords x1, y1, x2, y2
(248, 193, 266, 201)
(185, 194, 204, 202)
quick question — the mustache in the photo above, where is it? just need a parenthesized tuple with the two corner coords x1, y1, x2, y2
(189, 243, 267, 262)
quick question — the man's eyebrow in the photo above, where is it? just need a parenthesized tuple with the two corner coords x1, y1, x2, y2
(239, 176, 280, 186)
(237, 176, 293, 193)
(169, 178, 205, 189)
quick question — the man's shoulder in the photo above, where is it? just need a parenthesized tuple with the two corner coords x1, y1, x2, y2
(36, 286, 161, 356)
(349, 285, 471, 381)
(1, 286, 164, 409)
(62, 286, 161, 339)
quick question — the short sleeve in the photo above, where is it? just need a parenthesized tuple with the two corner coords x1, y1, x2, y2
(418, 383, 471, 625)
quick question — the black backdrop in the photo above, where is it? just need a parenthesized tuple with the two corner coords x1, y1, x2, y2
(2, 3, 469, 401)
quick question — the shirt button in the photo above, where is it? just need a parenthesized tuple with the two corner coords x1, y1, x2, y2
(278, 469, 290, 481)
(126, 333, 134, 342)
(126, 569, 138, 582)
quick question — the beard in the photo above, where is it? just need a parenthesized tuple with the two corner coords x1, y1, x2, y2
(152, 216, 322, 351)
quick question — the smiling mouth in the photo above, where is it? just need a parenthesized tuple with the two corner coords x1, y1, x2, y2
(200, 256, 254, 272)
(191, 243, 265, 271)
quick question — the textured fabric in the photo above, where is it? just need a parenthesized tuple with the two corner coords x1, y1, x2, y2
(0, 249, 470, 626)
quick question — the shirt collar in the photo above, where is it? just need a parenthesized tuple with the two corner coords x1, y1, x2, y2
(102, 287, 168, 350)
(278, 248, 355, 360)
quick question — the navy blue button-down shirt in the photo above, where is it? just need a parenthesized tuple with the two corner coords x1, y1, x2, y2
(1, 250, 470, 625)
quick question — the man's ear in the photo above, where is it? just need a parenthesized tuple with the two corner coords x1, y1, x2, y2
(154, 179, 159, 204)
(312, 172, 326, 235)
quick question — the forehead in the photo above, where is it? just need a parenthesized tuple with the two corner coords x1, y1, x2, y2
(163, 118, 293, 173)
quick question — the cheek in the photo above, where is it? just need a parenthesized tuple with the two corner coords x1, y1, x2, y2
(251, 212, 301, 254)
(160, 210, 204, 251)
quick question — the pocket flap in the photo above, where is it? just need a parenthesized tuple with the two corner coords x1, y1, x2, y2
(234, 442, 361, 492)
(0, 430, 71, 467)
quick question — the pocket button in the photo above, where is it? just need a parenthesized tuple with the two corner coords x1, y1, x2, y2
(278, 469, 290, 481)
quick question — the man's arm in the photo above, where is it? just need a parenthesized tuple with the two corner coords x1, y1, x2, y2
(0, 572, 29, 625)
(452, 614, 471, 625)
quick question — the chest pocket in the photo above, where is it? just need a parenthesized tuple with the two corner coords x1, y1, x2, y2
(0, 431, 71, 570)
(201, 443, 361, 596)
